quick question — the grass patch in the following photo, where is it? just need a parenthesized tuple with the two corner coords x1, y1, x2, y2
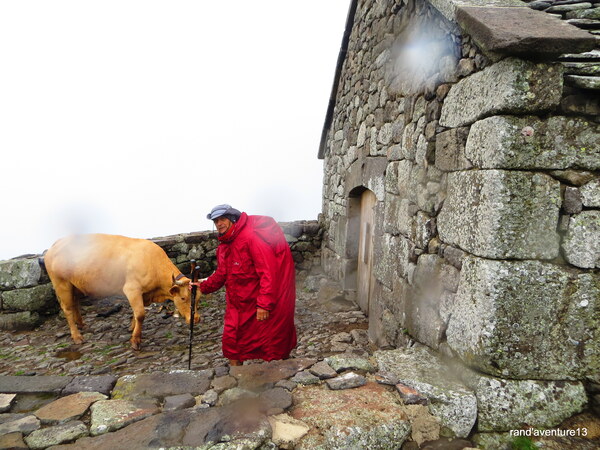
(95, 345, 118, 355)
(511, 437, 537, 450)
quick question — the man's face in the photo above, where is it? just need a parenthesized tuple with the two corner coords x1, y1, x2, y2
(214, 217, 233, 235)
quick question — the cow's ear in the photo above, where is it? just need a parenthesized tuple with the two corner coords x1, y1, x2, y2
(169, 286, 180, 296)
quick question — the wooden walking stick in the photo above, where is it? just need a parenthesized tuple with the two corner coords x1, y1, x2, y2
(188, 259, 201, 370)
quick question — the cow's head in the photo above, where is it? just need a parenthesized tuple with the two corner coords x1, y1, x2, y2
(170, 275, 201, 324)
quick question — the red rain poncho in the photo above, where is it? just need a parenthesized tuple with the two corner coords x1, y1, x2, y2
(199, 213, 297, 362)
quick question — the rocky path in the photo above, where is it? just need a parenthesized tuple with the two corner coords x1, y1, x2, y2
(1, 278, 599, 449)
(0, 280, 368, 377)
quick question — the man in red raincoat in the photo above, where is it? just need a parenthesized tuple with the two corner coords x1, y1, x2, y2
(193, 204, 297, 366)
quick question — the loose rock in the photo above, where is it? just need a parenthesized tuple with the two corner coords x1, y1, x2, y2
(326, 372, 367, 390)
(24, 420, 88, 449)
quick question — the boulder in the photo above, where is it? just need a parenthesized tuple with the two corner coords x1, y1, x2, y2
(0, 375, 72, 394)
(24, 420, 88, 449)
(325, 372, 367, 390)
(0, 394, 16, 413)
(438, 170, 561, 259)
(164, 393, 196, 411)
(210, 375, 237, 394)
(291, 382, 412, 449)
(308, 361, 337, 380)
(0, 258, 44, 290)
(374, 346, 477, 438)
(563, 210, 600, 269)
(62, 375, 118, 396)
(111, 370, 212, 401)
(268, 413, 310, 449)
(89, 399, 159, 435)
(258, 387, 293, 412)
(34, 391, 107, 425)
(466, 115, 600, 170)
(0, 432, 27, 449)
(291, 371, 320, 386)
(0, 415, 41, 436)
(580, 178, 600, 207)
(230, 358, 317, 391)
(467, 374, 587, 432)
(325, 354, 377, 373)
(52, 405, 272, 449)
(2, 284, 57, 313)
(440, 58, 563, 128)
(216, 387, 257, 407)
(446, 256, 600, 380)
(406, 254, 446, 350)
(0, 311, 43, 331)
(434, 127, 472, 171)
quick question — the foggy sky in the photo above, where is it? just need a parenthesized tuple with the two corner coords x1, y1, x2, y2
(0, 1, 350, 260)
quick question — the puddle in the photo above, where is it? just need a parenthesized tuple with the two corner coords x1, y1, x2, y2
(56, 350, 83, 361)
(12, 393, 57, 413)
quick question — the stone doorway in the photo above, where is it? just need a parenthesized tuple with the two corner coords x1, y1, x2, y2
(357, 189, 376, 315)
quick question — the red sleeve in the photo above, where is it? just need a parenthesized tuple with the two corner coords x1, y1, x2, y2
(248, 235, 278, 311)
(200, 246, 226, 294)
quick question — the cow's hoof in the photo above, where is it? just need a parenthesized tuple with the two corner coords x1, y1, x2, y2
(130, 342, 141, 351)
(73, 337, 85, 345)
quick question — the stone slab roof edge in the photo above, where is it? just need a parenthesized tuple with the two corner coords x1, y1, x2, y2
(456, 6, 597, 57)
(428, 0, 527, 23)
(317, 0, 596, 160)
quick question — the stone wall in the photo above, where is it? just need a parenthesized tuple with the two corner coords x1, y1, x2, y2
(0, 220, 322, 331)
(319, 0, 600, 437)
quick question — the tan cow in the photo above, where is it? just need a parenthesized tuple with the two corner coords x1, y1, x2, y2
(43, 233, 200, 350)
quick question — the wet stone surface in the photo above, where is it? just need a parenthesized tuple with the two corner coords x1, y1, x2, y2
(0, 283, 370, 377)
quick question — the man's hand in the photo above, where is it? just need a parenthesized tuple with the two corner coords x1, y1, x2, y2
(256, 308, 270, 321)
(188, 278, 207, 290)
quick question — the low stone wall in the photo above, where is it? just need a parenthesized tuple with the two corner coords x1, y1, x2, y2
(0, 220, 322, 331)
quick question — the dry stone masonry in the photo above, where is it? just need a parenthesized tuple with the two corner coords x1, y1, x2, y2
(319, 0, 600, 443)
(0, 221, 322, 332)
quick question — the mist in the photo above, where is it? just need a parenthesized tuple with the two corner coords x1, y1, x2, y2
(390, 13, 458, 95)
(0, 1, 350, 260)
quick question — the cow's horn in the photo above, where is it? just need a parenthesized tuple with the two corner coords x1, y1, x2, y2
(173, 273, 186, 286)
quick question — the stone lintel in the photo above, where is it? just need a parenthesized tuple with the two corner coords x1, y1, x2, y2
(456, 6, 596, 58)
(345, 157, 388, 201)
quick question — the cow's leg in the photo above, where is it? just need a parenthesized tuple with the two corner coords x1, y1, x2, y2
(53, 280, 85, 344)
(72, 289, 85, 330)
(123, 284, 145, 351)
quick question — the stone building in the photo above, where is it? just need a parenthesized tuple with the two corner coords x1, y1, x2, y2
(319, 0, 600, 436)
